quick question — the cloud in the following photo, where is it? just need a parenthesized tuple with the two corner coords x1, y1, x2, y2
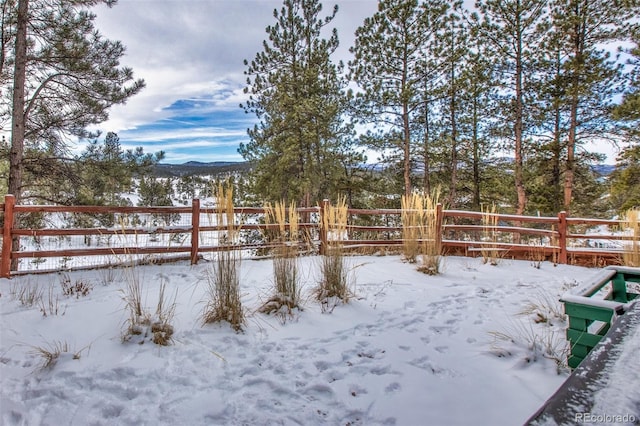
(91, 0, 379, 162)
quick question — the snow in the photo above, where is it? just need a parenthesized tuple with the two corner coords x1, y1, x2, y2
(590, 302, 640, 422)
(0, 255, 612, 425)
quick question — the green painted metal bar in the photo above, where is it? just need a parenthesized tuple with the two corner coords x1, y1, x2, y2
(564, 303, 616, 323)
(561, 266, 640, 370)
(612, 274, 628, 302)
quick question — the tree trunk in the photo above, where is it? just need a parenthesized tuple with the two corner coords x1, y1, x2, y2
(564, 99, 578, 212)
(472, 95, 481, 211)
(8, 0, 28, 201)
(514, 8, 527, 216)
(551, 104, 562, 214)
(564, 5, 584, 214)
(448, 49, 458, 208)
(423, 97, 431, 194)
(403, 108, 412, 197)
(8, 0, 28, 272)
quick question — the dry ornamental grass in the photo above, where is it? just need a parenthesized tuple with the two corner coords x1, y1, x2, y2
(201, 182, 244, 332)
(401, 190, 442, 275)
(317, 197, 352, 310)
(623, 208, 640, 267)
(259, 201, 302, 321)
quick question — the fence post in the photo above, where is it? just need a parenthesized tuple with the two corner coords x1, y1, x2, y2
(319, 199, 329, 256)
(191, 198, 200, 265)
(436, 203, 444, 254)
(1, 194, 15, 278)
(558, 211, 567, 264)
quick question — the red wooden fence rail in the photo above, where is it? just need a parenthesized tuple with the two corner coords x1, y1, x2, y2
(0, 195, 636, 278)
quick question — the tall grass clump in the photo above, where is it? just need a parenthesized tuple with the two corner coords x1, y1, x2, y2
(481, 203, 501, 266)
(318, 197, 351, 309)
(623, 208, 640, 267)
(529, 243, 546, 269)
(418, 189, 441, 275)
(202, 182, 244, 331)
(120, 266, 149, 342)
(259, 201, 302, 320)
(401, 193, 422, 263)
(119, 252, 177, 345)
(150, 280, 177, 345)
(402, 190, 442, 275)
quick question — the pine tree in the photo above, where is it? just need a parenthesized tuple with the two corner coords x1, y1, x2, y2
(239, 0, 357, 207)
(609, 145, 640, 213)
(3, 0, 144, 203)
(349, 0, 448, 197)
(428, 2, 473, 208)
(548, 0, 635, 213)
(476, 0, 547, 214)
(614, 31, 640, 129)
(456, 12, 500, 210)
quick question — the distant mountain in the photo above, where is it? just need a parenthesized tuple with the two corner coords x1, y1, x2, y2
(153, 161, 251, 177)
(592, 164, 615, 176)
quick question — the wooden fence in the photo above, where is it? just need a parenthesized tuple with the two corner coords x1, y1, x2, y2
(1, 194, 637, 277)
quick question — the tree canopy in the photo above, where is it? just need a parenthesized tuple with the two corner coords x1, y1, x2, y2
(2, 0, 144, 202)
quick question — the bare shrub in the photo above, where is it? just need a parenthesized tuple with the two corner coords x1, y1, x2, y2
(59, 273, 93, 298)
(201, 182, 244, 331)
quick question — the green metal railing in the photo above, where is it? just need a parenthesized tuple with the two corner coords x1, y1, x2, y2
(561, 266, 640, 369)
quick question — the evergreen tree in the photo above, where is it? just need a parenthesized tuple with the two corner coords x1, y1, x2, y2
(77, 132, 132, 206)
(476, 0, 547, 214)
(609, 145, 640, 213)
(239, 0, 358, 206)
(548, 0, 636, 213)
(138, 176, 178, 226)
(459, 13, 500, 211)
(349, 0, 448, 197)
(527, 28, 568, 215)
(429, 2, 473, 208)
(74, 132, 164, 207)
(3, 0, 144, 203)
(614, 31, 640, 130)
(610, 29, 640, 215)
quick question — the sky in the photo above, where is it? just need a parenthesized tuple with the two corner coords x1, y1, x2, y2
(92, 0, 380, 164)
(91, 0, 622, 165)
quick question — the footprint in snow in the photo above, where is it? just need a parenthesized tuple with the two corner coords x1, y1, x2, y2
(384, 382, 401, 393)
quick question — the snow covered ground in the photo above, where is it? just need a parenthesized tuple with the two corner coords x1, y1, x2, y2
(0, 255, 601, 425)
